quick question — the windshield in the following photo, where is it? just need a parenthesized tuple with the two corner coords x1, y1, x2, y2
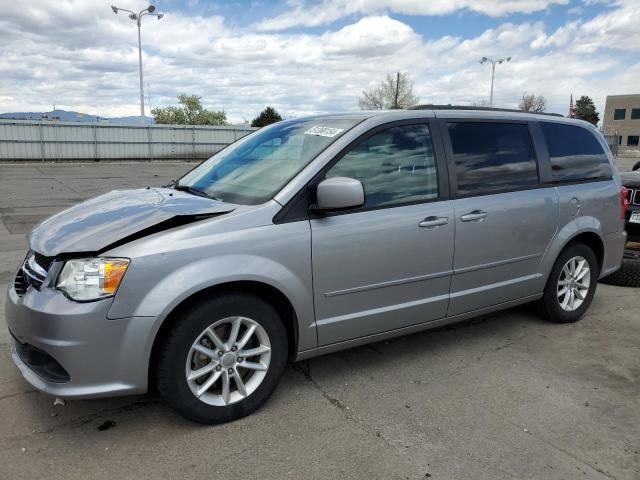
(178, 117, 362, 205)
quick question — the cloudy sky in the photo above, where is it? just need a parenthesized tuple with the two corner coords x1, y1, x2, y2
(0, 0, 639, 123)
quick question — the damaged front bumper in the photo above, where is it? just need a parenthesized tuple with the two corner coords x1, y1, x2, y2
(6, 281, 157, 399)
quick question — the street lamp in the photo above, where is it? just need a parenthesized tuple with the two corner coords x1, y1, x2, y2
(479, 56, 511, 107)
(111, 4, 164, 122)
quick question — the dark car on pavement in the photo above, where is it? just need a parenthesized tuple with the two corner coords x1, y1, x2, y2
(601, 171, 640, 287)
(621, 172, 640, 242)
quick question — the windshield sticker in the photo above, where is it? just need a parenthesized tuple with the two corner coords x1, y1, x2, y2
(304, 126, 345, 138)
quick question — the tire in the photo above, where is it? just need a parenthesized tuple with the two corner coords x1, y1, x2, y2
(156, 293, 288, 424)
(632, 161, 640, 171)
(539, 243, 600, 323)
(600, 252, 640, 287)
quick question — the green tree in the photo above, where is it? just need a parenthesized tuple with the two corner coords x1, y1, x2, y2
(574, 95, 599, 126)
(152, 94, 228, 125)
(251, 106, 283, 127)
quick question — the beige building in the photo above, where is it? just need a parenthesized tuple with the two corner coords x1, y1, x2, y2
(602, 94, 640, 153)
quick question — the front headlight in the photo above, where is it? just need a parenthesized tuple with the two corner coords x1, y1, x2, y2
(56, 258, 130, 301)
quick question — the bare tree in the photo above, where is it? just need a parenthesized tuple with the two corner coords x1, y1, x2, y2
(471, 99, 492, 107)
(518, 93, 547, 113)
(358, 72, 419, 110)
(358, 87, 386, 110)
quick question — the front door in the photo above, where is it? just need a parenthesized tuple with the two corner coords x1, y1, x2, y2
(310, 122, 455, 346)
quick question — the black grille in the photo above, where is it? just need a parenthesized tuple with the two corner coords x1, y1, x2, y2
(631, 189, 640, 206)
(13, 251, 56, 296)
(33, 252, 56, 271)
(13, 269, 28, 296)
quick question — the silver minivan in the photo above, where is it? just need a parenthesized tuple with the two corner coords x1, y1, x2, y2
(6, 108, 627, 423)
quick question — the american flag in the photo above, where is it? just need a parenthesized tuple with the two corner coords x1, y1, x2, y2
(569, 94, 576, 118)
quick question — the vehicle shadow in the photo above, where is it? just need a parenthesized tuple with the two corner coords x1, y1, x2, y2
(296, 303, 548, 385)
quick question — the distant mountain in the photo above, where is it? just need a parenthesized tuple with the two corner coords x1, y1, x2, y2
(0, 109, 154, 125)
(108, 115, 155, 125)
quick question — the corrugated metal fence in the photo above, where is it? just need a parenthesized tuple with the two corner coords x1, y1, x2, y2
(0, 119, 255, 161)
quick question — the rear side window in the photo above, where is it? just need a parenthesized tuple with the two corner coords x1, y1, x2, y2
(540, 123, 612, 182)
(326, 123, 438, 209)
(447, 122, 538, 196)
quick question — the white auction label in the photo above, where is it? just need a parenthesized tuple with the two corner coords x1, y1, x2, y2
(304, 126, 345, 137)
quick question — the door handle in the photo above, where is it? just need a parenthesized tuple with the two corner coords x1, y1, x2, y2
(419, 216, 449, 228)
(460, 210, 488, 222)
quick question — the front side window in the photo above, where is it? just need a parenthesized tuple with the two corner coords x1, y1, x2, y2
(540, 122, 612, 182)
(179, 117, 361, 204)
(631, 109, 640, 120)
(447, 122, 538, 196)
(614, 109, 626, 120)
(628, 135, 640, 146)
(326, 123, 438, 209)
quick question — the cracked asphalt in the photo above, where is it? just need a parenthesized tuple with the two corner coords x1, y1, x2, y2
(1, 161, 639, 480)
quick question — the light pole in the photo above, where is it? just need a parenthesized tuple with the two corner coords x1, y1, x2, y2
(111, 4, 164, 122)
(479, 56, 511, 107)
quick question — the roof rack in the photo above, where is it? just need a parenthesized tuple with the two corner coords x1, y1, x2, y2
(407, 104, 564, 117)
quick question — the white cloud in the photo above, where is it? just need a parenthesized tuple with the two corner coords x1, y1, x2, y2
(580, 0, 640, 51)
(0, 0, 638, 123)
(255, 0, 570, 31)
(529, 0, 640, 53)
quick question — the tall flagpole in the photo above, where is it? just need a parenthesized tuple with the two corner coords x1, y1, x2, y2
(569, 94, 575, 118)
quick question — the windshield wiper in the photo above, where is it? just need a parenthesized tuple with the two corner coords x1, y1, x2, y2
(173, 184, 224, 202)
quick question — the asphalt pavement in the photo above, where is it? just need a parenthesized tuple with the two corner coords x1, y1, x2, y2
(0, 161, 638, 480)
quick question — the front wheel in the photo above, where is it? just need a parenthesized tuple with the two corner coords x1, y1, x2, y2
(539, 243, 599, 323)
(156, 294, 288, 424)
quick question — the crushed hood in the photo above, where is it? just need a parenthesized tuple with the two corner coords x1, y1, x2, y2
(29, 187, 235, 256)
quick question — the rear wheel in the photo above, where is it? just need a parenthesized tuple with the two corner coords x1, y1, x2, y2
(156, 294, 288, 424)
(539, 243, 599, 323)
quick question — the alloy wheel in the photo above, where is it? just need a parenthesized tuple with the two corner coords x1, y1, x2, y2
(557, 255, 591, 312)
(185, 316, 271, 406)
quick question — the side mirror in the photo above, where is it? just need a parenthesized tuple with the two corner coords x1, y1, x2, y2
(315, 177, 364, 211)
